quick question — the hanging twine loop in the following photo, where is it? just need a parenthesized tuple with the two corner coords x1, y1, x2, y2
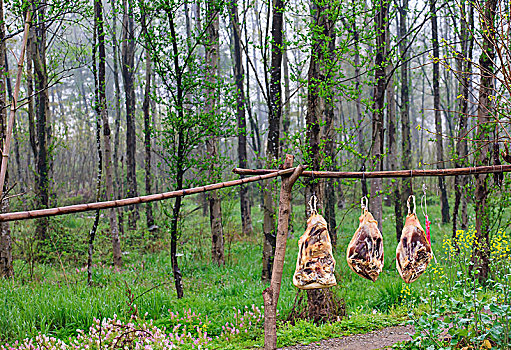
(421, 184, 428, 218)
(361, 196, 368, 213)
(407, 195, 416, 215)
(308, 194, 318, 216)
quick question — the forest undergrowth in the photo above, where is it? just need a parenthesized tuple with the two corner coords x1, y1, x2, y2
(0, 192, 510, 349)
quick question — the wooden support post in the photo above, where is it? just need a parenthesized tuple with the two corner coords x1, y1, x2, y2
(263, 154, 304, 350)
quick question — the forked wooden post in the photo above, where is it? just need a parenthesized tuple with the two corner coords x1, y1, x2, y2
(263, 154, 304, 350)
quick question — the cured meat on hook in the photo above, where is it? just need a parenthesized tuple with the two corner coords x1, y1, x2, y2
(396, 195, 432, 283)
(293, 197, 336, 289)
(346, 197, 384, 282)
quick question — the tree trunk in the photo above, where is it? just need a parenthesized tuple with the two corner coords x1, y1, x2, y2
(89, 11, 102, 284)
(472, 0, 498, 283)
(141, 9, 154, 230)
(262, 0, 285, 282)
(453, 0, 473, 236)
(430, 0, 450, 223)
(370, 0, 388, 232)
(387, 59, 402, 240)
(205, 0, 224, 266)
(167, 13, 186, 299)
(304, 0, 337, 322)
(31, 2, 51, 248)
(170, 184, 184, 298)
(0, 0, 11, 277)
(399, 0, 411, 225)
(121, 0, 138, 230)
(96, 0, 122, 267)
(305, 0, 336, 233)
(110, 0, 124, 237)
(230, 0, 253, 236)
(352, 14, 367, 196)
(324, 103, 337, 247)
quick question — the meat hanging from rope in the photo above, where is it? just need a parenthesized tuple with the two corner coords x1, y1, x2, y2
(346, 197, 384, 282)
(293, 213, 337, 289)
(396, 196, 432, 283)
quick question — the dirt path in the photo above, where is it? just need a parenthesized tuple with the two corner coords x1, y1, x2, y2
(279, 325, 414, 350)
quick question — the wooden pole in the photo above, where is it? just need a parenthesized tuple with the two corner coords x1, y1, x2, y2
(0, 167, 298, 222)
(0, 11, 31, 199)
(263, 155, 304, 350)
(233, 164, 511, 178)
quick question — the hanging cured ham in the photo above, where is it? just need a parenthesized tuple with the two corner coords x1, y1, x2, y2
(396, 195, 432, 283)
(293, 209, 337, 290)
(346, 197, 384, 282)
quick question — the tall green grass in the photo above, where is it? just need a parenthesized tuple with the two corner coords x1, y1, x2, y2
(0, 193, 456, 344)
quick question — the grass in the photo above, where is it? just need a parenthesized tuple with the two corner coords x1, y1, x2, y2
(0, 187, 496, 348)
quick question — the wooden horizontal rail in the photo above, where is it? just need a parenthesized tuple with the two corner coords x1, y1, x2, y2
(0, 167, 297, 222)
(233, 164, 511, 178)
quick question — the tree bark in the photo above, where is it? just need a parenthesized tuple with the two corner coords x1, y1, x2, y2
(229, 0, 253, 236)
(141, 9, 154, 230)
(31, 1, 51, 248)
(387, 60, 402, 240)
(430, 0, 450, 223)
(205, 0, 224, 266)
(399, 0, 411, 227)
(305, 0, 336, 239)
(324, 103, 337, 247)
(89, 12, 102, 284)
(262, 0, 285, 282)
(167, 12, 186, 298)
(370, 0, 388, 232)
(304, 0, 337, 320)
(0, 0, 12, 277)
(472, 0, 498, 283)
(110, 0, 124, 237)
(96, 0, 122, 267)
(263, 155, 303, 350)
(453, 0, 473, 236)
(352, 11, 367, 196)
(121, 0, 138, 230)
